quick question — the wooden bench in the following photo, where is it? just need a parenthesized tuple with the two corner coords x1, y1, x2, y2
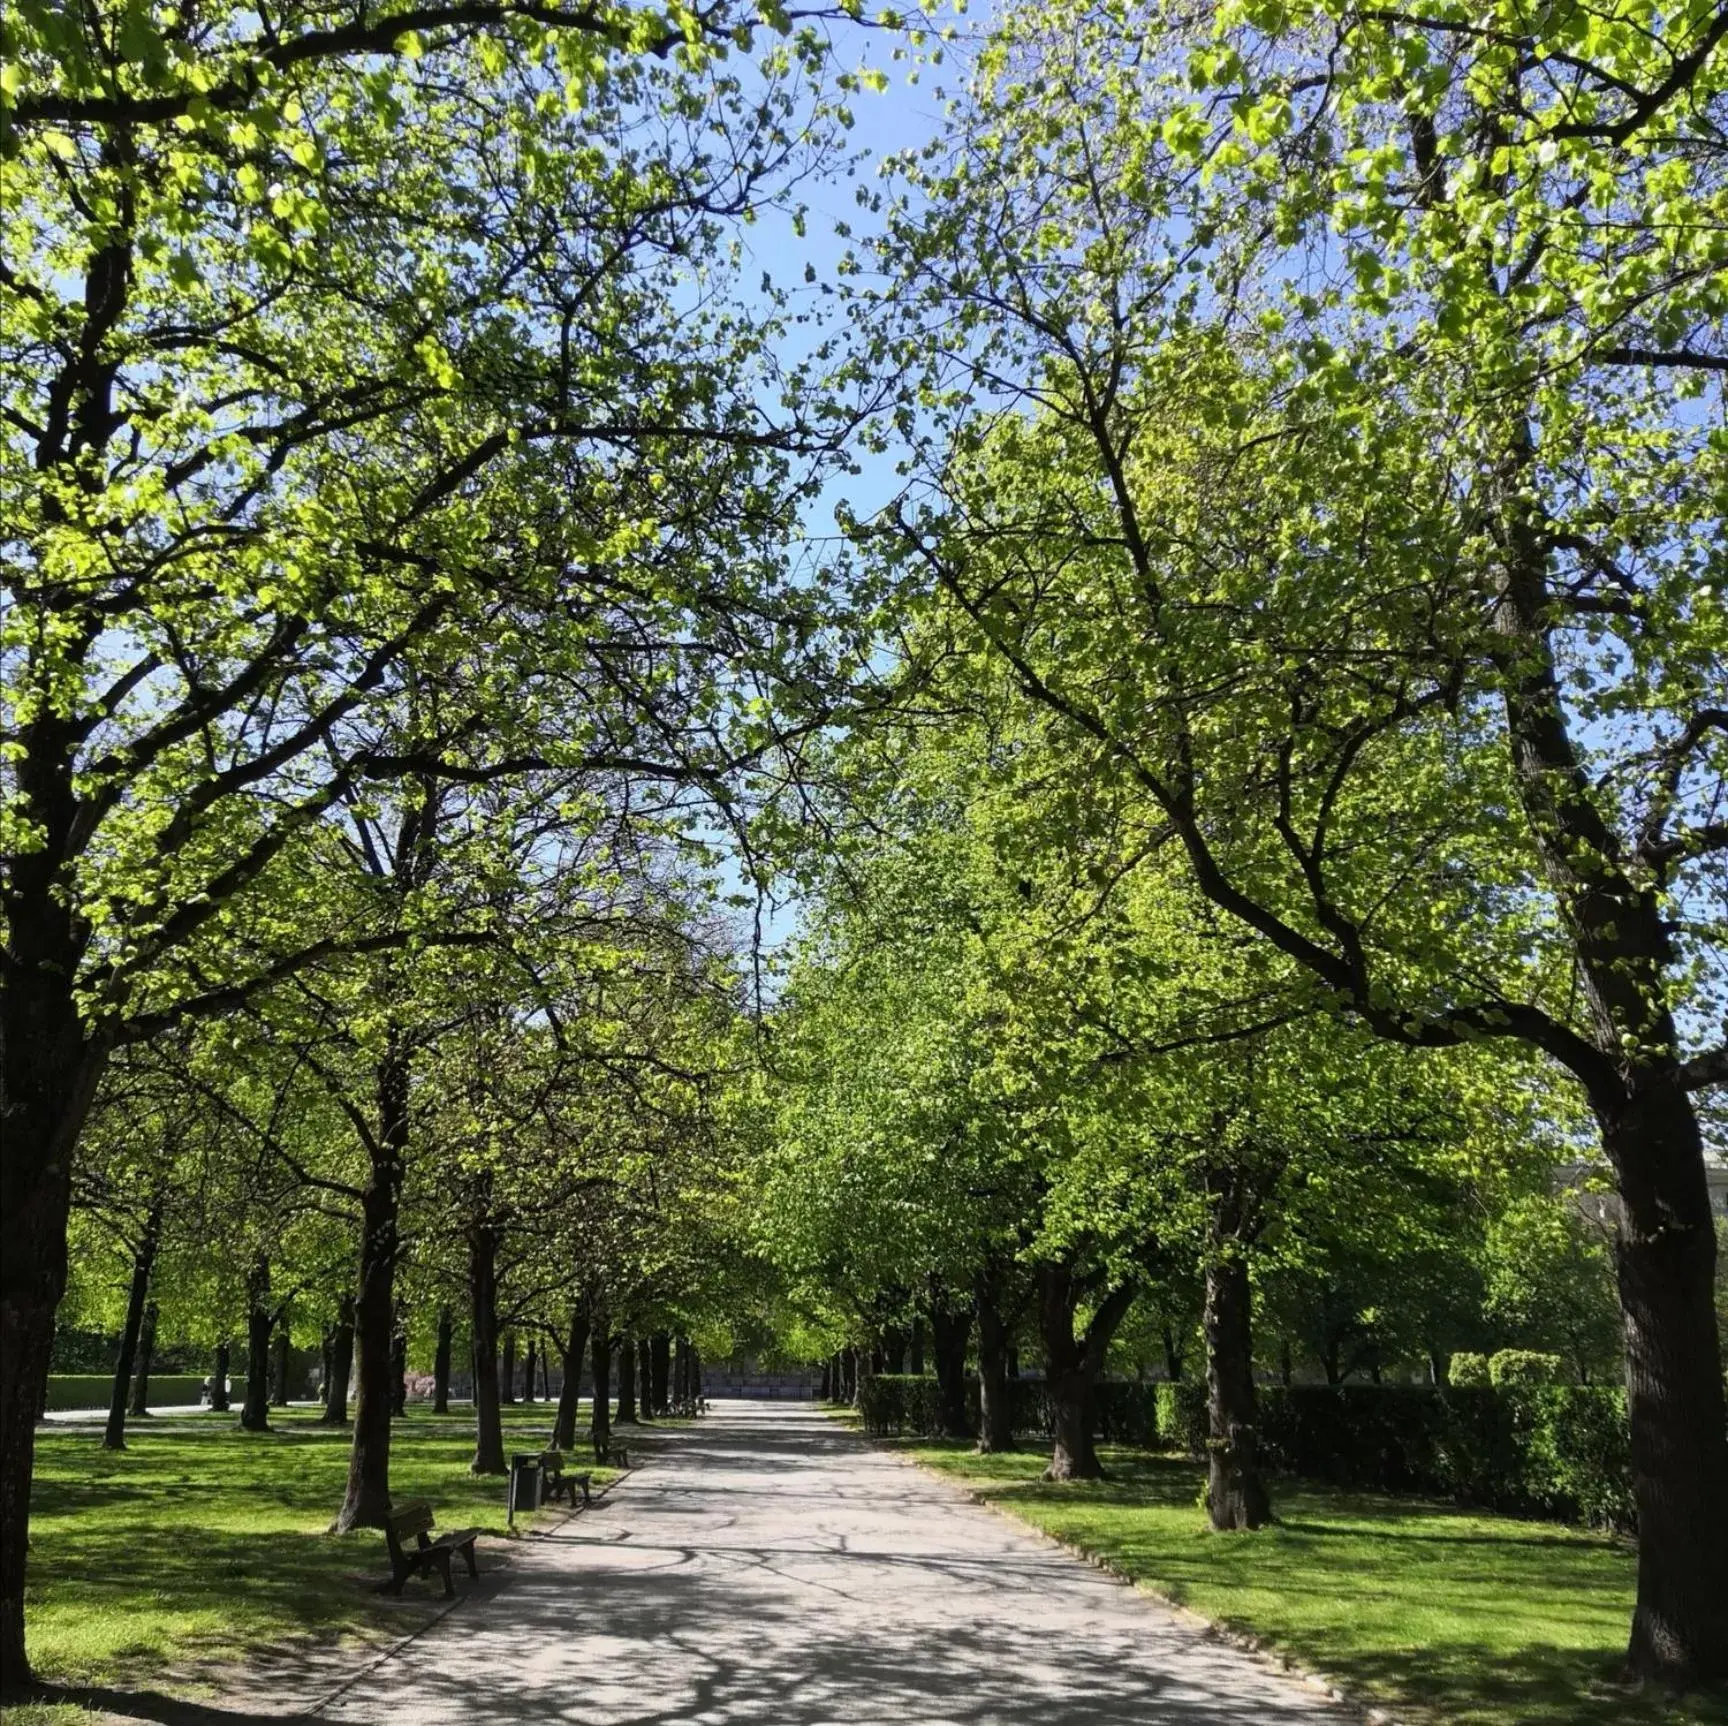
(539, 1450, 592, 1507)
(383, 1500, 479, 1597)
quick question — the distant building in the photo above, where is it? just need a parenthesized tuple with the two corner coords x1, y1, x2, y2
(1558, 1152, 1728, 1228)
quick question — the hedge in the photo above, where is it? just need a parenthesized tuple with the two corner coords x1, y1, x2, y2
(855, 1373, 1634, 1532)
(44, 1374, 206, 1412)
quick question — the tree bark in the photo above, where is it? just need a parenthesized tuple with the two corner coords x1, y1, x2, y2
(332, 1043, 408, 1531)
(521, 1338, 537, 1404)
(615, 1333, 638, 1424)
(909, 1316, 925, 1375)
(209, 1341, 231, 1412)
(552, 1308, 590, 1452)
(104, 1197, 163, 1450)
(389, 1320, 407, 1418)
(974, 1266, 1014, 1454)
(239, 1256, 273, 1432)
(130, 1301, 158, 1417)
(1597, 1078, 1728, 1680)
(271, 1325, 291, 1406)
(1203, 1250, 1269, 1531)
(636, 1338, 654, 1420)
(433, 1305, 453, 1414)
(929, 1302, 972, 1439)
(1162, 1322, 1186, 1383)
(590, 1330, 613, 1460)
(468, 1212, 505, 1474)
(1037, 1261, 1136, 1482)
(321, 1299, 355, 1425)
(501, 1331, 517, 1405)
(650, 1333, 671, 1416)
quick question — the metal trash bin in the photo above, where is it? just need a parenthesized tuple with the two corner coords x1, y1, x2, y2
(508, 1451, 542, 1524)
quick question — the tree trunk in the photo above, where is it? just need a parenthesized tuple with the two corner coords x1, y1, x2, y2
(1279, 1340, 1293, 1388)
(271, 1325, 291, 1406)
(332, 1043, 408, 1532)
(521, 1338, 537, 1404)
(636, 1338, 653, 1420)
(468, 1215, 505, 1475)
(650, 1333, 671, 1416)
(239, 1256, 273, 1432)
(552, 1308, 590, 1452)
(501, 1331, 516, 1405)
(433, 1306, 452, 1415)
(974, 1267, 1013, 1454)
(130, 1301, 158, 1417)
(389, 1321, 407, 1418)
(104, 1198, 163, 1450)
(321, 1300, 355, 1425)
(615, 1333, 638, 1424)
(1162, 1322, 1186, 1383)
(909, 1316, 925, 1375)
(590, 1330, 613, 1461)
(0, 837, 114, 1683)
(209, 1341, 231, 1412)
(1037, 1261, 1137, 1482)
(819, 1358, 831, 1401)
(884, 1327, 906, 1375)
(1596, 1078, 1728, 1681)
(1203, 1251, 1269, 1531)
(929, 1303, 972, 1439)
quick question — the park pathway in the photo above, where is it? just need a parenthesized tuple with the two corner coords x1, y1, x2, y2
(312, 1401, 1355, 1725)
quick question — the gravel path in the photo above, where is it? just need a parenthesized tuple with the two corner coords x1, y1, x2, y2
(301, 1399, 1356, 1726)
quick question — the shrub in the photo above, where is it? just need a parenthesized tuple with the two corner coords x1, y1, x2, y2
(44, 1374, 206, 1412)
(1488, 1349, 1564, 1386)
(1152, 1380, 1208, 1456)
(1448, 1352, 1490, 1387)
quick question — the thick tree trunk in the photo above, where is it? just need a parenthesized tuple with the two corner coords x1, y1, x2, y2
(239, 1257, 273, 1432)
(884, 1327, 906, 1375)
(433, 1306, 453, 1414)
(104, 1198, 163, 1450)
(271, 1326, 291, 1406)
(209, 1341, 231, 1412)
(615, 1333, 638, 1424)
(468, 1217, 505, 1475)
(1596, 1079, 1728, 1681)
(590, 1330, 613, 1460)
(1203, 1251, 1269, 1531)
(636, 1338, 653, 1420)
(130, 1301, 158, 1417)
(974, 1268, 1013, 1454)
(650, 1333, 671, 1416)
(929, 1303, 972, 1439)
(521, 1338, 536, 1404)
(552, 1308, 590, 1451)
(321, 1300, 355, 1425)
(501, 1332, 516, 1405)
(332, 1044, 409, 1532)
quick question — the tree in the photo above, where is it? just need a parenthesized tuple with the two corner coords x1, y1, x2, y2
(861, 0, 1728, 1674)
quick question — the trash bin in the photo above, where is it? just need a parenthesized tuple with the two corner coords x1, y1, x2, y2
(508, 1452, 542, 1523)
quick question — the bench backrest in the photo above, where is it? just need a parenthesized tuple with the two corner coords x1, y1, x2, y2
(541, 1450, 563, 1471)
(386, 1500, 435, 1543)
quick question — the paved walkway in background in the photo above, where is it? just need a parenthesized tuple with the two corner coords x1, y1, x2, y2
(308, 1400, 1352, 1726)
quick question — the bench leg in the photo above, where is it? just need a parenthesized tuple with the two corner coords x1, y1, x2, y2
(434, 1550, 454, 1598)
(387, 1563, 409, 1597)
(460, 1539, 478, 1579)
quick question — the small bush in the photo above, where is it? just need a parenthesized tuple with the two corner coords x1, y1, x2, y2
(1489, 1350, 1564, 1386)
(1448, 1352, 1490, 1387)
(1153, 1380, 1208, 1456)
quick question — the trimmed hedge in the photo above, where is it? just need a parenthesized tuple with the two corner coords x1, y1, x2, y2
(44, 1374, 206, 1412)
(856, 1372, 1634, 1531)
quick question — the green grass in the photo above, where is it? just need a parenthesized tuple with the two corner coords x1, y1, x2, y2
(898, 1440, 1728, 1726)
(15, 1401, 619, 1697)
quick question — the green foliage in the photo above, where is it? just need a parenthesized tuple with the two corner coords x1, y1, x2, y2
(1490, 1351, 1566, 1388)
(1450, 1353, 1491, 1388)
(42, 1374, 203, 1411)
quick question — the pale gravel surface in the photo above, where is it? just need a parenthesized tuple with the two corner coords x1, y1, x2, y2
(295, 1399, 1356, 1725)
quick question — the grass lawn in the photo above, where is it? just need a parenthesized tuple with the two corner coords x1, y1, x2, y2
(899, 1439, 1728, 1726)
(11, 1400, 622, 1710)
